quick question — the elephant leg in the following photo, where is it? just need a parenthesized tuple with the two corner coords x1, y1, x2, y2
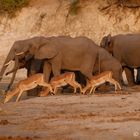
(6, 67, 18, 76)
(6, 61, 26, 91)
(81, 70, 93, 81)
(5, 69, 18, 92)
(30, 59, 43, 74)
(111, 68, 123, 86)
(5, 55, 19, 92)
(50, 58, 61, 77)
(43, 61, 52, 82)
(27, 59, 44, 96)
(81, 55, 96, 80)
(38, 61, 52, 96)
(75, 71, 86, 87)
(136, 68, 140, 84)
(124, 67, 135, 86)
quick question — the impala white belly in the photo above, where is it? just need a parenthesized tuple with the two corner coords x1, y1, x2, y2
(21, 82, 38, 91)
(94, 80, 106, 87)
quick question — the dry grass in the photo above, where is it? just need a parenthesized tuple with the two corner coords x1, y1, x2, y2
(0, 0, 29, 17)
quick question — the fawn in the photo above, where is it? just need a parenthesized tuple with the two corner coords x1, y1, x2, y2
(49, 72, 82, 95)
(4, 73, 52, 103)
(82, 71, 122, 94)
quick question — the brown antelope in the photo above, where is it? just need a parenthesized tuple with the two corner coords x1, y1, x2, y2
(4, 73, 53, 103)
(82, 71, 122, 94)
(49, 72, 82, 95)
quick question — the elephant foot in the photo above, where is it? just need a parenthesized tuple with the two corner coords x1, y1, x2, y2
(135, 80, 140, 85)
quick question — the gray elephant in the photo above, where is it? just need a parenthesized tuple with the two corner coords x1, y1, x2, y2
(4, 58, 44, 95)
(29, 36, 122, 84)
(0, 36, 98, 92)
(93, 47, 122, 84)
(0, 36, 52, 92)
(28, 36, 99, 82)
(0, 36, 98, 82)
(100, 34, 140, 86)
(0, 35, 122, 95)
(0, 36, 48, 80)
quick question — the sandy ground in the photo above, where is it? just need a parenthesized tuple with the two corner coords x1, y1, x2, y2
(0, 81, 140, 140)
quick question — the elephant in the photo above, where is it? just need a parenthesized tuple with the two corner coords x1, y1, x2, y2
(28, 36, 99, 82)
(0, 35, 94, 95)
(93, 47, 123, 84)
(0, 36, 52, 91)
(0, 35, 122, 95)
(0, 36, 98, 85)
(28, 36, 122, 84)
(4, 58, 44, 95)
(100, 34, 140, 86)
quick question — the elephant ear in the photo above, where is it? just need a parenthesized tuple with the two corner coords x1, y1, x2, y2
(100, 36, 106, 48)
(34, 43, 58, 59)
(107, 34, 111, 44)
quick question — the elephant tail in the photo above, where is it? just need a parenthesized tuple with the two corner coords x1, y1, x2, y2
(98, 52, 101, 74)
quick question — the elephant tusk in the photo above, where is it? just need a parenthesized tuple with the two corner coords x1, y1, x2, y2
(4, 60, 13, 66)
(15, 52, 24, 56)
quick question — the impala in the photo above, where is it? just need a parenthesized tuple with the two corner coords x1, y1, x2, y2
(4, 73, 52, 103)
(82, 71, 122, 94)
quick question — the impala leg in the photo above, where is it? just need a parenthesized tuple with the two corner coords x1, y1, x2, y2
(89, 87, 93, 94)
(81, 87, 85, 94)
(110, 78, 122, 90)
(82, 84, 90, 94)
(73, 81, 82, 94)
(92, 87, 96, 94)
(106, 79, 119, 93)
(89, 86, 95, 94)
(74, 86, 77, 93)
(116, 81, 122, 90)
(53, 87, 58, 95)
(110, 78, 122, 93)
(16, 90, 23, 102)
(106, 79, 117, 91)
(68, 82, 77, 93)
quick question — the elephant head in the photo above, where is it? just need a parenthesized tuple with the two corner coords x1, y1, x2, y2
(0, 41, 22, 81)
(0, 36, 47, 82)
(100, 34, 113, 54)
(32, 40, 58, 60)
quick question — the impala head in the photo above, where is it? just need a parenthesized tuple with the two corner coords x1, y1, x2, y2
(4, 90, 14, 103)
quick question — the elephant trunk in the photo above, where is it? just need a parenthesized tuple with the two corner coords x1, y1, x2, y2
(0, 65, 8, 81)
(0, 49, 15, 81)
